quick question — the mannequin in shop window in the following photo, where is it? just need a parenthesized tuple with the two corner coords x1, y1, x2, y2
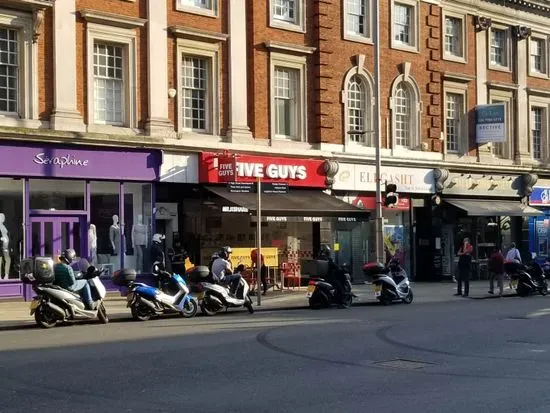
(88, 224, 97, 265)
(0, 213, 10, 279)
(132, 215, 147, 272)
(110, 215, 121, 256)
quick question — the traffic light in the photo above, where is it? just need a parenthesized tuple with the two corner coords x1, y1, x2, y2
(384, 183, 398, 207)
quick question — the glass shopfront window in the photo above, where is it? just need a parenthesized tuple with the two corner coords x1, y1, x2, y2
(90, 182, 121, 272)
(0, 178, 23, 281)
(124, 183, 153, 273)
(30, 179, 85, 210)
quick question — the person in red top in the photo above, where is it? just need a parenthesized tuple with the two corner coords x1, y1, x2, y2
(251, 249, 267, 295)
(454, 237, 473, 297)
(488, 247, 505, 297)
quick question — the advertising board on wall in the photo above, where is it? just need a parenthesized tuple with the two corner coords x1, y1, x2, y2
(475, 103, 506, 144)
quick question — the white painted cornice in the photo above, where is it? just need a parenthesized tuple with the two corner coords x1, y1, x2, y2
(80, 9, 147, 29)
(169, 26, 228, 42)
(264, 41, 316, 55)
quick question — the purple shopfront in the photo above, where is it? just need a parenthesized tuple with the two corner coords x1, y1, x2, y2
(0, 141, 162, 299)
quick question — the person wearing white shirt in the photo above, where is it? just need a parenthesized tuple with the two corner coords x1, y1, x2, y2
(505, 243, 521, 263)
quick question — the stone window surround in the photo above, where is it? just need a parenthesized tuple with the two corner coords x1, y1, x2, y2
(488, 24, 512, 72)
(528, 33, 549, 79)
(269, 0, 306, 34)
(176, 38, 220, 136)
(85, 23, 138, 134)
(341, 61, 375, 148)
(488, 89, 514, 162)
(529, 96, 550, 163)
(342, 0, 373, 44)
(269, 52, 307, 143)
(176, 0, 218, 18)
(443, 81, 468, 157)
(389, 72, 422, 152)
(441, 9, 467, 64)
(0, 8, 39, 128)
(390, 0, 420, 54)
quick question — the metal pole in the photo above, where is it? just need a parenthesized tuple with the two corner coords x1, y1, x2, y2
(373, 0, 384, 263)
(256, 177, 262, 306)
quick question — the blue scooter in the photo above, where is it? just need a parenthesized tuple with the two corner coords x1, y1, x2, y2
(113, 264, 198, 321)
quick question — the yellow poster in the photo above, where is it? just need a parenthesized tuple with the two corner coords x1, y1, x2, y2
(230, 247, 279, 268)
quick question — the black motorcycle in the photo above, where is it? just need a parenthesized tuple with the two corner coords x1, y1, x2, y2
(504, 260, 548, 297)
(306, 260, 353, 309)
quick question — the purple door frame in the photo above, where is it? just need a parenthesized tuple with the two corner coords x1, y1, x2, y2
(28, 215, 86, 259)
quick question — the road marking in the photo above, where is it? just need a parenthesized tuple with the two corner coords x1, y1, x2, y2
(526, 308, 550, 319)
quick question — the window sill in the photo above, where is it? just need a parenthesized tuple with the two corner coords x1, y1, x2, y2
(443, 54, 467, 64)
(488, 64, 511, 73)
(87, 124, 140, 135)
(443, 153, 478, 163)
(528, 71, 549, 80)
(269, 20, 306, 34)
(0, 116, 48, 129)
(175, 5, 218, 18)
(269, 139, 312, 150)
(391, 42, 419, 54)
(343, 33, 373, 45)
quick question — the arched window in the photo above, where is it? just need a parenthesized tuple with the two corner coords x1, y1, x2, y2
(347, 75, 365, 143)
(342, 62, 374, 146)
(390, 74, 421, 150)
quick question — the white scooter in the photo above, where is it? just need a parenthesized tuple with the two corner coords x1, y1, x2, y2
(21, 257, 108, 328)
(363, 259, 414, 305)
(199, 273, 254, 316)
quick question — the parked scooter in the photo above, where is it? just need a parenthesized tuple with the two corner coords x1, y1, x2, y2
(114, 263, 198, 321)
(185, 265, 254, 316)
(363, 259, 413, 305)
(21, 257, 109, 328)
(504, 257, 548, 297)
(306, 260, 354, 309)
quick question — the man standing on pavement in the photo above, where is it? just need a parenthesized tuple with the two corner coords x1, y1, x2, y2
(488, 247, 505, 297)
(505, 242, 522, 263)
(251, 249, 267, 296)
(454, 237, 473, 297)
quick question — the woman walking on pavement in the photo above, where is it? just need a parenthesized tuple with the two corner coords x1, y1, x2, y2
(488, 247, 505, 297)
(454, 237, 473, 297)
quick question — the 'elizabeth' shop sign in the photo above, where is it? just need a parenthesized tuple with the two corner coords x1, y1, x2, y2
(199, 152, 326, 188)
(333, 163, 435, 194)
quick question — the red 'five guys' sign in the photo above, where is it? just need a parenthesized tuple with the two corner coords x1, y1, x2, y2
(199, 152, 327, 188)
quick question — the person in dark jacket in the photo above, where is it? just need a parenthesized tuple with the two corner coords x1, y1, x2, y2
(150, 233, 166, 269)
(454, 238, 473, 297)
(488, 247, 505, 297)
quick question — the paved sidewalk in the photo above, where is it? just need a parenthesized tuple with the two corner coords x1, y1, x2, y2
(0, 280, 534, 329)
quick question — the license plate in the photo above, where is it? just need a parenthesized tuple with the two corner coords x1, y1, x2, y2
(30, 300, 40, 313)
(374, 285, 382, 297)
(511, 280, 518, 289)
(307, 285, 315, 293)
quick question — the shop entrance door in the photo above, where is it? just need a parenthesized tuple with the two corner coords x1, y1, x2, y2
(30, 216, 85, 259)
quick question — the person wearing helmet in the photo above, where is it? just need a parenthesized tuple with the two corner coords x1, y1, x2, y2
(150, 233, 166, 269)
(53, 249, 94, 310)
(212, 246, 241, 294)
(317, 244, 345, 306)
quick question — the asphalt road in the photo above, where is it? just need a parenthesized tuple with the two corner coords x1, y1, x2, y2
(2, 297, 550, 413)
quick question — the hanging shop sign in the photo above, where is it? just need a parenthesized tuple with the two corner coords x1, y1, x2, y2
(529, 187, 550, 206)
(199, 152, 326, 188)
(475, 103, 506, 144)
(332, 163, 434, 194)
(217, 155, 237, 183)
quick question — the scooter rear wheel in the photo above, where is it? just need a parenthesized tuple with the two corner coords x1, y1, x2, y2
(35, 305, 58, 329)
(97, 303, 109, 324)
(131, 303, 151, 321)
(200, 302, 218, 316)
(540, 283, 548, 296)
(309, 290, 328, 309)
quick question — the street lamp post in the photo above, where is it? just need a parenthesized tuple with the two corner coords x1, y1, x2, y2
(373, 0, 384, 264)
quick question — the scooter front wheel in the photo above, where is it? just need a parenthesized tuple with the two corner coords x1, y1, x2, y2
(402, 290, 414, 304)
(35, 305, 58, 329)
(181, 299, 198, 318)
(540, 283, 548, 296)
(97, 303, 109, 324)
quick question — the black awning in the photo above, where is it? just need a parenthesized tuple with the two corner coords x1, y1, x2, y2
(205, 185, 369, 220)
(445, 198, 542, 217)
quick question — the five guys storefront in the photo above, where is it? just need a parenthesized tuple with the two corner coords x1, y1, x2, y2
(179, 152, 368, 286)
